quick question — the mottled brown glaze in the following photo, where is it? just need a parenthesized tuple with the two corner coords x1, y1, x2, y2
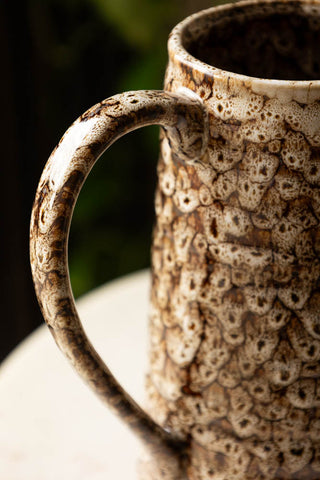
(146, 0, 320, 479)
(30, 90, 207, 470)
(30, 0, 320, 478)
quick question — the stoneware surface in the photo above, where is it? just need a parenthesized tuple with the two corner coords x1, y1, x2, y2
(30, 0, 320, 479)
(148, 2, 320, 480)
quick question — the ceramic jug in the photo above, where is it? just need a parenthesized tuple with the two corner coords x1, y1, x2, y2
(30, 0, 320, 478)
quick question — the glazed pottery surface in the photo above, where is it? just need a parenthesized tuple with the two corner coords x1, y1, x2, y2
(30, 1, 320, 479)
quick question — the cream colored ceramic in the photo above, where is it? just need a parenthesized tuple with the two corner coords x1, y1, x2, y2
(30, 1, 320, 478)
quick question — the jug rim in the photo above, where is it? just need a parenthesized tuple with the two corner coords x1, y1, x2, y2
(168, 0, 320, 103)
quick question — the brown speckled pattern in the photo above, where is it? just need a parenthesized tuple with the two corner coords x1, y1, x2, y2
(30, 0, 320, 478)
(30, 90, 207, 469)
(146, 0, 320, 479)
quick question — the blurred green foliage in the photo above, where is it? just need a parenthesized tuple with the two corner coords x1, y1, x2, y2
(90, 0, 179, 49)
(30, 0, 222, 297)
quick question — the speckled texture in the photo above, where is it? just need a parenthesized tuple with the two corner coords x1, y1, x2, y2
(30, 1, 320, 478)
(30, 90, 207, 469)
(147, 0, 320, 478)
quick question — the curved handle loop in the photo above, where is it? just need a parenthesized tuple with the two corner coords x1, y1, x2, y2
(30, 89, 208, 456)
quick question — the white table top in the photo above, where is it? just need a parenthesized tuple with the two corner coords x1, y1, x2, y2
(0, 270, 151, 480)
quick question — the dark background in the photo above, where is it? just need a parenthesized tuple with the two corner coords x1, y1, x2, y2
(0, 0, 217, 362)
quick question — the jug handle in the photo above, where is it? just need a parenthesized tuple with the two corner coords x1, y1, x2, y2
(30, 89, 208, 456)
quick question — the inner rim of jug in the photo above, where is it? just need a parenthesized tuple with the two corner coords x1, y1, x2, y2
(168, 0, 320, 97)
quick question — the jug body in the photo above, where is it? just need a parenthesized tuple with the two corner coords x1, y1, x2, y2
(147, 2, 320, 478)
